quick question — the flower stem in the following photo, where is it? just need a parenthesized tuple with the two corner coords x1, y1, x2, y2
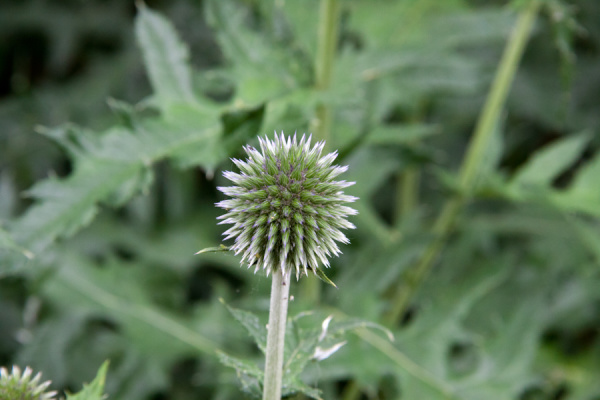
(384, 0, 541, 326)
(263, 268, 291, 400)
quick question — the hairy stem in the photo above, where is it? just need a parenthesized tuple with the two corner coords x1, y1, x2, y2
(263, 268, 291, 400)
(384, 0, 541, 325)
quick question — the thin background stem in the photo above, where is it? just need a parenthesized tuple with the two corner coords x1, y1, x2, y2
(303, 0, 341, 304)
(263, 268, 291, 400)
(384, 0, 542, 326)
(397, 168, 420, 223)
(312, 0, 339, 146)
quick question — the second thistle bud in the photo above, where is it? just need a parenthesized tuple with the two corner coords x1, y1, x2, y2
(216, 132, 358, 278)
(0, 366, 57, 400)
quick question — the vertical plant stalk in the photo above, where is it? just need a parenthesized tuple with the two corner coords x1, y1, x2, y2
(303, 0, 341, 304)
(312, 0, 340, 145)
(384, 0, 542, 326)
(263, 269, 291, 400)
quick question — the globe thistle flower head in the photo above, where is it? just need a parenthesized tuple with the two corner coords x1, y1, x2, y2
(0, 366, 57, 400)
(217, 132, 358, 279)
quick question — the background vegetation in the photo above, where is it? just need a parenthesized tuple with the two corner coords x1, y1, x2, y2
(1, 0, 600, 399)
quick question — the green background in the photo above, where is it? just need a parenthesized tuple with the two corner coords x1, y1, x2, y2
(1, 0, 600, 399)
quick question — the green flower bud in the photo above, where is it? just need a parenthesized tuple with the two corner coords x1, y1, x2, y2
(0, 366, 57, 400)
(217, 133, 358, 278)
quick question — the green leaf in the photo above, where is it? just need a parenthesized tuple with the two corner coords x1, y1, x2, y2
(283, 312, 393, 393)
(15, 312, 89, 386)
(393, 256, 543, 400)
(343, 146, 401, 243)
(552, 153, 600, 217)
(216, 326, 326, 399)
(65, 361, 109, 400)
(220, 104, 266, 156)
(568, 216, 600, 266)
(44, 253, 219, 360)
(511, 133, 589, 190)
(351, 328, 452, 398)
(221, 300, 267, 353)
(135, 5, 196, 111)
(282, 378, 323, 400)
(260, 89, 317, 135)
(313, 268, 337, 288)
(280, 0, 319, 58)
(0, 226, 33, 276)
(10, 112, 221, 257)
(107, 97, 137, 129)
(216, 350, 262, 398)
(15, 310, 169, 400)
(341, 236, 432, 297)
(171, 104, 264, 173)
(15, 160, 130, 253)
(196, 244, 231, 255)
(219, 301, 390, 399)
(205, 0, 310, 106)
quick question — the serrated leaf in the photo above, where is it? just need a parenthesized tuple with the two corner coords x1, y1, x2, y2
(221, 300, 267, 353)
(282, 378, 323, 400)
(10, 112, 221, 258)
(37, 125, 102, 165)
(205, 0, 309, 106)
(386, 256, 543, 400)
(15, 161, 123, 253)
(135, 5, 196, 110)
(65, 361, 109, 400)
(0, 226, 33, 276)
(171, 104, 264, 173)
(216, 350, 262, 398)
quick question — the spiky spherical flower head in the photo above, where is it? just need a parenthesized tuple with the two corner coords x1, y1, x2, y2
(217, 132, 358, 279)
(0, 366, 57, 400)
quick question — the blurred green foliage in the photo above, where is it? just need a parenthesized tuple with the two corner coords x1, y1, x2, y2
(1, 0, 600, 399)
